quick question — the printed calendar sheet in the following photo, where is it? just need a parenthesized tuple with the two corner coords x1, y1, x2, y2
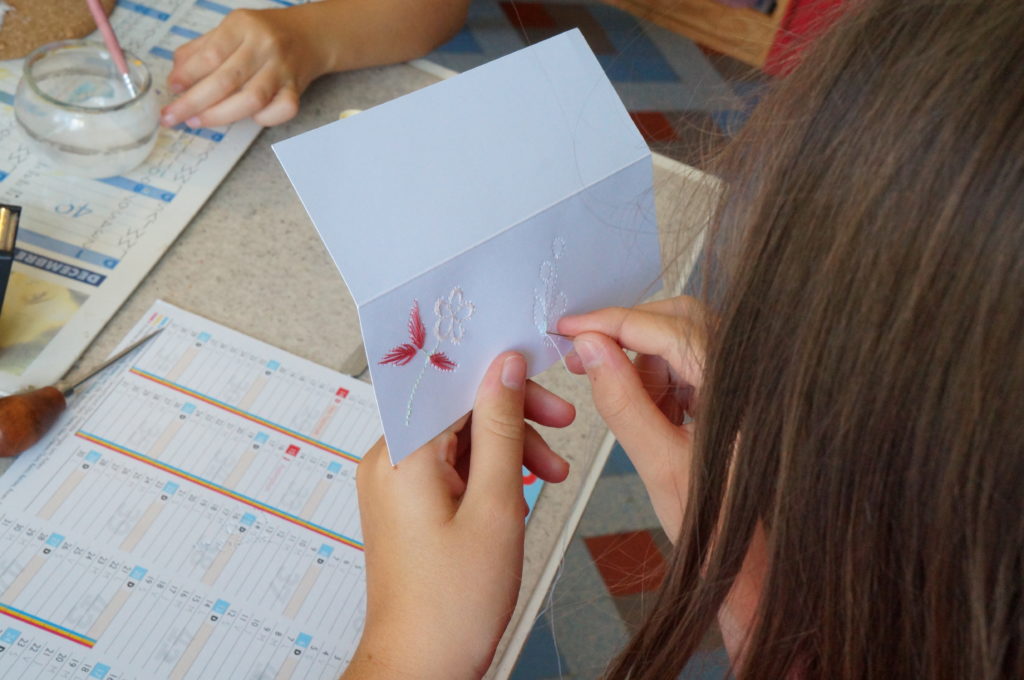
(0, 0, 294, 394)
(0, 301, 381, 679)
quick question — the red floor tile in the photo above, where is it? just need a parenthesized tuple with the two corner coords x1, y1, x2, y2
(629, 111, 679, 142)
(585, 529, 667, 597)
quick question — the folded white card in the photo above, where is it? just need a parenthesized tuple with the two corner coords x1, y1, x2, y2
(274, 29, 661, 463)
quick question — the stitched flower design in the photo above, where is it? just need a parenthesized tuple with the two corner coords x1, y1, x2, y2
(534, 237, 568, 341)
(434, 287, 475, 344)
(379, 286, 475, 425)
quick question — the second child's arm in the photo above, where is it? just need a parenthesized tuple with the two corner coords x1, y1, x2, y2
(161, 0, 470, 128)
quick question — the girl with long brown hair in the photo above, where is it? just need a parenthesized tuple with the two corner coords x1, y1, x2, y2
(344, 0, 1024, 677)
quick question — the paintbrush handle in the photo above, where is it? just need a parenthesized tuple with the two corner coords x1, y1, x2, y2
(84, 0, 136, 94)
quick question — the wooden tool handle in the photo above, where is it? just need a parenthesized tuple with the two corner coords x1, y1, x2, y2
(0, 387, 66, 457)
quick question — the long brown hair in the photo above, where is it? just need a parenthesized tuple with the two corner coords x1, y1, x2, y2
(607, 0, 1024, 677)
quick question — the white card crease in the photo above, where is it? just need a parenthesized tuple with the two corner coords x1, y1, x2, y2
(274, 30, 661, 463)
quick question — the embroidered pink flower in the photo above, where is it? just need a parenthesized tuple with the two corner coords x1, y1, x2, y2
(434, 287, 475, 344)
(379, 287, 474, 425)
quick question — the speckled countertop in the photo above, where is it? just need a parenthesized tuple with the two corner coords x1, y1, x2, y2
(0, 61, 712, 677)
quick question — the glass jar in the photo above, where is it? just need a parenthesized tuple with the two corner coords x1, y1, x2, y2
(14, 40, 158, 178)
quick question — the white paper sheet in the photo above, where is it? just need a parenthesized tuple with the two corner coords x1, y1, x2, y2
(0, 301, 380, 678)
(0, 300, 549, 678)
(0, 0, 283, 395)
(275, 30, 661, 463)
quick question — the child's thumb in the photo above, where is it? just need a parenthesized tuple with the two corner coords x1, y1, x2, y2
(463, 352, 528, 513)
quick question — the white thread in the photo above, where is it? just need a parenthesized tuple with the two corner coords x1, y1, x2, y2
(546, 551, 567, 677)
(404, 339, 439, 425)
(509, 422, 610, 679)
(531, 511, 571, 677)
(548, 331, 573, 372)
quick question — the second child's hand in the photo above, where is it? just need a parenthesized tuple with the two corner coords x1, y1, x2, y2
(161, 7, 327, 128)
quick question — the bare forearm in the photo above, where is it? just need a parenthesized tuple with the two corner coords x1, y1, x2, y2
(293, 0, 469, 77)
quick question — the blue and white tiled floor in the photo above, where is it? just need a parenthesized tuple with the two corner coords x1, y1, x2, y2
(508, 445, 731, 679)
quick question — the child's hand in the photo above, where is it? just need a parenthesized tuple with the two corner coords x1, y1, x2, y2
(559, 296, 708, 541)
(345, 353, 573, 680)
(161, 8, 328, 128)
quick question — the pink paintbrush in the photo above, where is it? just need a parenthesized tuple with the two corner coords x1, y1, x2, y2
(84, 0, 137, 97)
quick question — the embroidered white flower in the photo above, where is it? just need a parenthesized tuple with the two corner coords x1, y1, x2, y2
(434, 287, 475, 344)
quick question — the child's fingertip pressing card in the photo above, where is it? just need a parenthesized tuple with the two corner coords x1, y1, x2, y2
(274, 30, 661, 464)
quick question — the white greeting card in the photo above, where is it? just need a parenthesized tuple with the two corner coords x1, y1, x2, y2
(274, 30, 661, 462)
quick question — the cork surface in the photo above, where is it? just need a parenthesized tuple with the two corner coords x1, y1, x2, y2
(0, 0, 117, 60)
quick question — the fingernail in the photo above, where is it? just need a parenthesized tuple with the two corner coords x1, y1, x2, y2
(169, 82, 185, 94)
(501, 354, 526, 390)
(573, 337, 602, 369)
(186, 116, 201, 128)
(161, 113, 177, 126)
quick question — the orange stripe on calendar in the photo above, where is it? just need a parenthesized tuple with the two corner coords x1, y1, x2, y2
(76, 432, 364, 551)
(0, 603, 96, 648)
(128, 368, 362, 464)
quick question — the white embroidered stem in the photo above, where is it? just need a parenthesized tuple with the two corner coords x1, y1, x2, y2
(385, 286, 473, 427)
(405, 340, 440, 425)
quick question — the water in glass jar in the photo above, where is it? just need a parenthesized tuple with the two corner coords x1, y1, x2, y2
(18, 70, 157, 178)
